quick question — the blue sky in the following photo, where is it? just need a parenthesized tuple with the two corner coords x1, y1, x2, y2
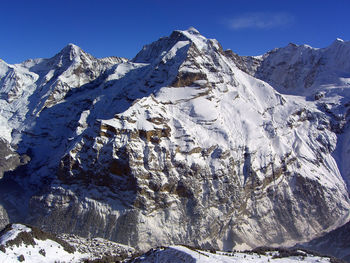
(1, 0, 349, 63)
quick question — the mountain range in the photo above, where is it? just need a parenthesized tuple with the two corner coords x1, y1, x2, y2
(0, 27, 349, 260)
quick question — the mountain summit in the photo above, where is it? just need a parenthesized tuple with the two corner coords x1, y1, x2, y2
(0, 28, 350, 252)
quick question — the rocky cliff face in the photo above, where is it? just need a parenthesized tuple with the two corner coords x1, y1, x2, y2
(0, 28, 349, 251)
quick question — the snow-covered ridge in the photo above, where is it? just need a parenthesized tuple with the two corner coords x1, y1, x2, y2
(237, 38, 350, 95)
(0, 224, 31, 246)
(0, 27, 350, 255)
(0, 223, 138, 262)
(0, 43, 127, 145)
(233, 37, 350, 189)
(0, 224, 85, 262)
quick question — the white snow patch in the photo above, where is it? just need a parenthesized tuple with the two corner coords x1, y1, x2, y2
(0, 238, 87, 263)
(0, 224, 31, 246)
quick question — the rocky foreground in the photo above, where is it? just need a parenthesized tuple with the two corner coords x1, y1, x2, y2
(0, 223, 346, 263)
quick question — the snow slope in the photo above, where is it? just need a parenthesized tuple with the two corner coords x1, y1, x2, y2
(0, 223, 137, 263)
(0, 224, 86, 263)
(234, 38, 350, 189)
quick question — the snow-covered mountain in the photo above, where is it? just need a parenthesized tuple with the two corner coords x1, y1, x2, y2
(0, 27, 350, 253)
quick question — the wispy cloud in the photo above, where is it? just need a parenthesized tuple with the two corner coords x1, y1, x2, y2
(228, 12, 295, 30)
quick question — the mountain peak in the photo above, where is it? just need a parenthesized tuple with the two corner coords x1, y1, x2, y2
(48, 43, 88, 67)
(185, 26, 200, 35)
(133, 27, 221, 64)
(170, 27, 201, 38)
(172, 27, 204, 42)
(335, 37, 344, 43)
(65, 43, 79, 48)
(59, 43, 82, 57)
(326, 38, 350, 54)
(132, 29, 192, 63)
(329, 38, 347, 48)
